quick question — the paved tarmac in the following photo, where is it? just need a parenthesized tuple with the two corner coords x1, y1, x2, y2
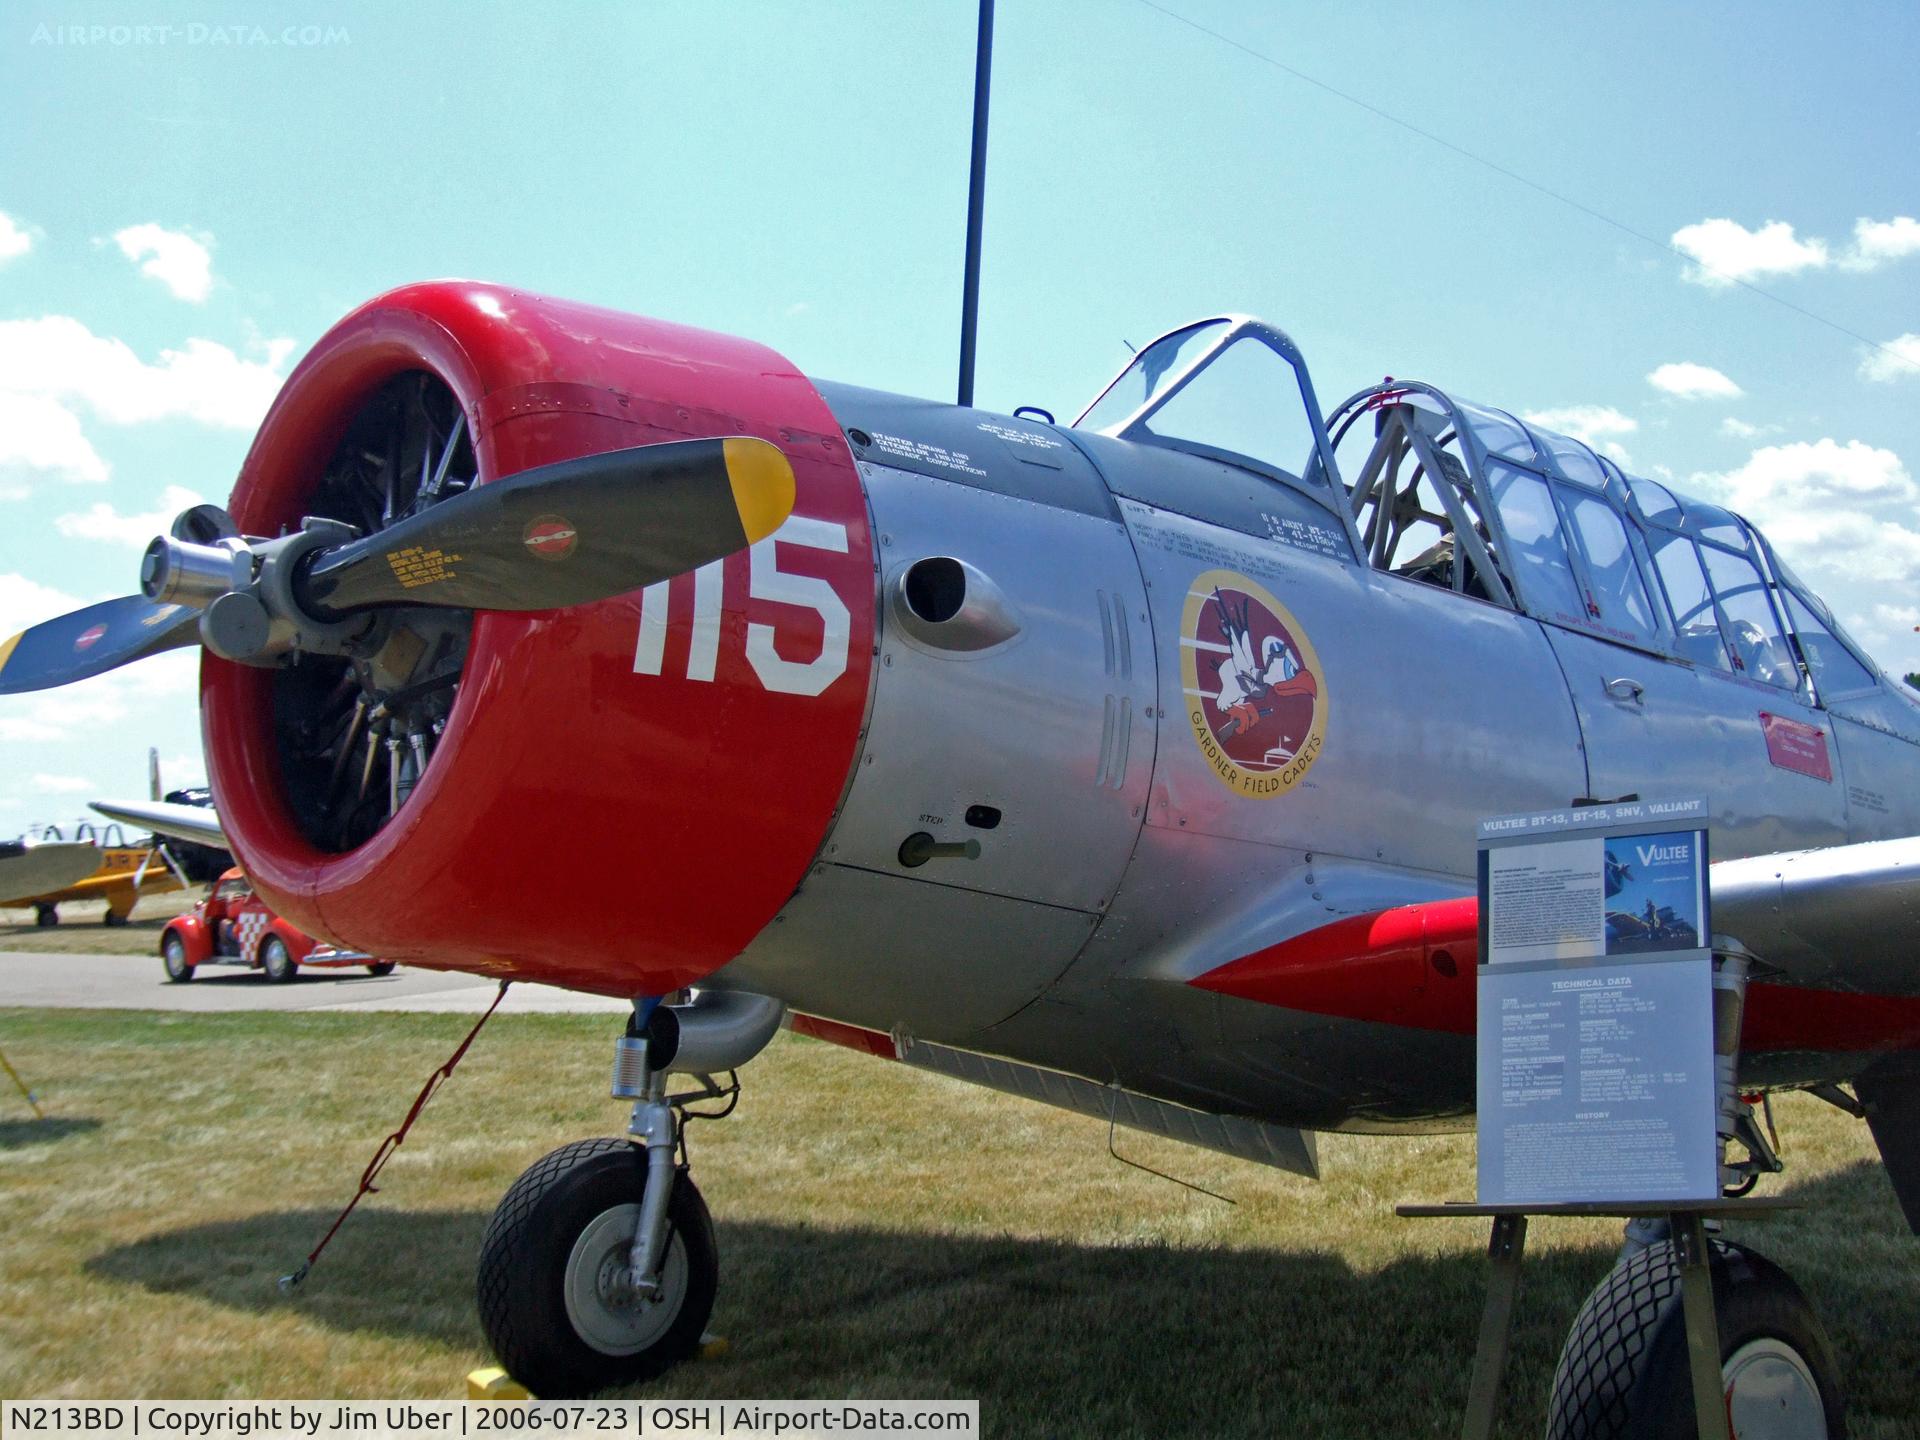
(0, 950, 630, 1014)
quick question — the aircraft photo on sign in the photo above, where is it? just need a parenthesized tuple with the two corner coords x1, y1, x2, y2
(1603, 829, 1707, 955)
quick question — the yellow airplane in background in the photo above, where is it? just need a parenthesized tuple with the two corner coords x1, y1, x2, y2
(2, 750, 195, 927)
(0, 833, 189, 927)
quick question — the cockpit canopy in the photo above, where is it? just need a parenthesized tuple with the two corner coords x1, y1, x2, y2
(1073, 320, 1882, 707)
(1322, 381, 1881, 703)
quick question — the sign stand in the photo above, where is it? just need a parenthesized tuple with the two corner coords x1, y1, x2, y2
(0, 1045, 45, 1119)
(1396, 1196, 1794, 1440)
(1403, 800, 1775, 1439)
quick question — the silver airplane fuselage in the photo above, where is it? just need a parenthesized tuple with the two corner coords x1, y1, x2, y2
(714, 350, 1920, 1136)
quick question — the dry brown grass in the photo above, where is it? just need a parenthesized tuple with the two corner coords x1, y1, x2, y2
(0, 1008, 1913, 1437)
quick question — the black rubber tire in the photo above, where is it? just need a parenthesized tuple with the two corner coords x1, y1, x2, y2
(367, 961, 397, 977)
(1547, 1240, 1846, 1440)
(261, 937, 298, 983)
(476, 1138, 717, 1398)
(162, 933, 194, 983)
(35, 904, 58, 928)
(103, 908, 129, 927)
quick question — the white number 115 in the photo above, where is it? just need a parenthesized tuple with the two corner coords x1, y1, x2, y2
(631, 516, 852, 698)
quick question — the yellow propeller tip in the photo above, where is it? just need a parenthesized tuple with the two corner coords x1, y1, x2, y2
(722, 437, 797, 545)
(0, 630, 21, 677)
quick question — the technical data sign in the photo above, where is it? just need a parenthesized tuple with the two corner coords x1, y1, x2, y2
(1475, 797, 1719, 1206)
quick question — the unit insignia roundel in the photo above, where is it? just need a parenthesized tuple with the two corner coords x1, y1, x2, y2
(1179, 569, 1326, 798)
(522, 514, 578, 560)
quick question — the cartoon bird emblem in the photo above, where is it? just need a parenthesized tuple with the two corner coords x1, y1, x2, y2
(1211, 588, 1318, 740)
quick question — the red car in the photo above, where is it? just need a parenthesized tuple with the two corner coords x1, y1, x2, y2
(161, 868, 395, 983)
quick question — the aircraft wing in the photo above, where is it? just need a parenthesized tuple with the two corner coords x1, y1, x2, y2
(1709, 836, 1920, 1233)
(1712, 834, 1920, 996)
(0, 842, 106, 906)
(89, 798, 228, 851)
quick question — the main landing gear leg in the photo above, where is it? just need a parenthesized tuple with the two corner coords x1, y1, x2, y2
(1548, 946, 1847, 1440)
(616, 1011, 682, 1304)
(475, 990, 783, 1398)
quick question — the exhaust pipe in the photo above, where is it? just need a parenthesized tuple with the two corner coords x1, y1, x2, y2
(644, 989, 785, 1074)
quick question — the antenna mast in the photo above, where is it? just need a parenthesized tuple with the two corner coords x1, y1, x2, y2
(956, 0, 994, 407)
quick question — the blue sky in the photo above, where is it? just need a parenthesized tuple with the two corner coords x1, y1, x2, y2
(1, 0, 1916, 840)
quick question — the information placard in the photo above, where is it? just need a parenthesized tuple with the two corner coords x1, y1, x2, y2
(1475, 798, 1718, 1205)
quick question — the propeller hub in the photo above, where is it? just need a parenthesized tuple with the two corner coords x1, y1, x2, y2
(140, 535, 254, 608)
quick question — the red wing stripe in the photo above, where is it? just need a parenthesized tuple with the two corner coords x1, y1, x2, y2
(1191, 900, 1920, 1055)
(789, 1012, 897, 1058)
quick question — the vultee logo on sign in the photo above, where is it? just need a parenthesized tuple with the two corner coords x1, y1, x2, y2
(1636, 841, 1691, 865)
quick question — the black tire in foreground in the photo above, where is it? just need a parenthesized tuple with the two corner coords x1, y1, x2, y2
(35, 904, 58, 928)
(162, 933, 194, 983)
(1548, 1239, 1845, 1440)
(367, 961, 397, 977)
(261, 937, 298, 983)
(477, 1137, 717, 1398)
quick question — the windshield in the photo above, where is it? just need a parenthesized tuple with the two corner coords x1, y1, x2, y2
(1076, 320, 1229, 432)
(1139, 336, 1320, 480)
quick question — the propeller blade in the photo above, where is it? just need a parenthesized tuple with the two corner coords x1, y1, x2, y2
(0, 596, 200, 696)
(300, 435, 796, 615)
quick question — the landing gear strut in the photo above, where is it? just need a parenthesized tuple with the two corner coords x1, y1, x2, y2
(476, 991, 783, 1397)
(1547, 947, 1847, 1439)
(476, 1136, 718, 1397)
(1550, 1237, 1844, 1439)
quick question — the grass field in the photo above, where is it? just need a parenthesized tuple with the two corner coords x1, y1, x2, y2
(0, 1008, 1913, 1437)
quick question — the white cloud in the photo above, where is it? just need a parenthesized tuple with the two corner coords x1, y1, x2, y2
(1716, 438, 1913, 509)
(1672, 213, 1920, 288)
(31, 774, 97, 794)
(1873, 603, 1920, 633)
(1648, 362, 1744, 400)
(0, 210, 32, 264)
(0, 572, 84, 636)
(55, 485, 205, 546)
(1521, 406, 1636, 466)
(0, 391, 109, 485)
(0, 315, 291, 430)
(1671, 218, 1828, 287)
(158, 752, 206, 787)
(1838, 215, 1920, 272)
(1861, 333, 1920, 384)
(1693, 439, 1918, 585)
(1721, 418, 1762, 439)
(113, 223, 214, 302)
(1522, 405, 1638, 441)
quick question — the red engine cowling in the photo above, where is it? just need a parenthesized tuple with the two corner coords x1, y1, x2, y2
(204, 282, 875, 996)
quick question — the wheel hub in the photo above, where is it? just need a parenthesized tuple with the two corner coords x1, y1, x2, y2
(1724, 1337, 1828, 1438)
(563, 1203, 687, 1356)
